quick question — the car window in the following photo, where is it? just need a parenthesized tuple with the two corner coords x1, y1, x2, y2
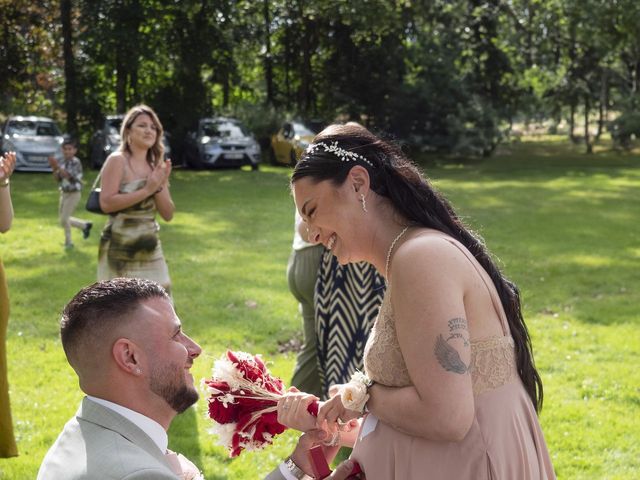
(293, 123, 314, 136)
(201, 121, 249, 139)
(36, 124, 57, 136)
(107, 118, 123, 135)
(7, 120, 60, 137)
(7, 121, 37, 136)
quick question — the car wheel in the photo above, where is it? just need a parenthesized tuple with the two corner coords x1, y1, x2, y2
(90, 141, 104, 169)
(185, 148, 203, 169)
(289, 149, 297, 167)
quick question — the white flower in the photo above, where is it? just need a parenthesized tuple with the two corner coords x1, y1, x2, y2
(341, 382, 369, 413)
(340, 371, 372, 413)
(218, 393, 236, 406)
(209, 422, 236, 449)
(212, 357, 244, 389)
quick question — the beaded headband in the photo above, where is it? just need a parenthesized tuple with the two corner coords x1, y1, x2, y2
(305, 141, 374, 168)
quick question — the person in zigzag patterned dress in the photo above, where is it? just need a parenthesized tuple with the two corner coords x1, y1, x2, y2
(315, 249, 385, 399)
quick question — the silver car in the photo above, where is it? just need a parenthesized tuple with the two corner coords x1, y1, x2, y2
(184, 117, 261, 170)
(1, 116, 64, 172)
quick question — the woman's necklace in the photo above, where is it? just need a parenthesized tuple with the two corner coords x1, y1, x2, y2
(384, 225, 410, 283)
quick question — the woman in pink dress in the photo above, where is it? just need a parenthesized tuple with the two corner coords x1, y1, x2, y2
(281, 123, 555, 479)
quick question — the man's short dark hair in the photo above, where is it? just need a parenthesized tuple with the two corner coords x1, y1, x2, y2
(61, 278, 169, 366)
(62, 135, 77, 148)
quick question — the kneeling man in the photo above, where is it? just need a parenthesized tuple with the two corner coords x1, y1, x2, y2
(38, 278, 202, 479)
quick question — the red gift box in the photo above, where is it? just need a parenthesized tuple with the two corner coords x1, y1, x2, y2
(308, 445, 362, 479)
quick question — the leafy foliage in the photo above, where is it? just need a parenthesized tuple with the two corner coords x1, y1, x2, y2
(1, 0, 640, 155)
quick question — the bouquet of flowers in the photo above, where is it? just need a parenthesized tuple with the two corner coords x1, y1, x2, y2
(204, 350, 319, 457)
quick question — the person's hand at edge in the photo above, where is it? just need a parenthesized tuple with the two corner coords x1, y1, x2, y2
(329, 459, 365, 479)
(289, 429, 340, 476)
(277, 389, 319, 432)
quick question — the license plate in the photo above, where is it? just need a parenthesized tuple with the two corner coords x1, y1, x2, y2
(225, 153, 243, 159)
(29, 155, 49, 163)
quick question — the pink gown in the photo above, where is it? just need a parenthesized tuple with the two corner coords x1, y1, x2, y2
(351, 237, 555, 479)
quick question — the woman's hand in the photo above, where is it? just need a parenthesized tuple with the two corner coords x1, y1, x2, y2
(162, 158, 173, 182)
(145, 161, 167, 192)
(277, 391, 319, 432)
(0, 152, 16, 179)
(316, 390, 360, 431)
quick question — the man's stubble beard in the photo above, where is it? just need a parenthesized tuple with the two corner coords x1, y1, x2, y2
(149, 361, 199, 413)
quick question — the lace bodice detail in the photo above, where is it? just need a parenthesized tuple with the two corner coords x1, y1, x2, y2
(363, 293, 518, 396)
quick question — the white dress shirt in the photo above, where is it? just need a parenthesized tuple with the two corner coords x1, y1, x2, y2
(87, 396, 168, 453)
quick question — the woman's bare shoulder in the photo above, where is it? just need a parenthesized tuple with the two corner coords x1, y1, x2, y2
(101, 152, 128, 175)
(395, 230, 467, 269)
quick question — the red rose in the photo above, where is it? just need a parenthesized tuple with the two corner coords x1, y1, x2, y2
(208, 397, 239, 424)
(237, 361, 264, 383)
(205, 380, 231, 392)
(254, 355, 267, 373)
(230, 432, 243, 457)
(260, 411, 286, 437)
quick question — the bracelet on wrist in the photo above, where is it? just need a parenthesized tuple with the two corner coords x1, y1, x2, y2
(283, 456, 311, 480)
(0, 177, 9, 188)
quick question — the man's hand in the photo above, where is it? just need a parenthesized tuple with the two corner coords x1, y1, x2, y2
(328, 459, 365, 479)
(289, 430, 365, 479)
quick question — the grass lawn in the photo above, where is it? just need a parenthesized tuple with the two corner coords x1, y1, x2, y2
(1, 138, 638, 479)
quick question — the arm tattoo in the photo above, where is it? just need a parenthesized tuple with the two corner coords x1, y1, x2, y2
(447, 317, 470, 347)
(434, 317, 470, 374)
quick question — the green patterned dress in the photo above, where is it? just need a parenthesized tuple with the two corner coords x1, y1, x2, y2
(97, 178, 171, 295)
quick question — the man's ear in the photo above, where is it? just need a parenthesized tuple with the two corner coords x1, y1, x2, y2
(112, 338, 144, 375)
(348, 165, 371, 195)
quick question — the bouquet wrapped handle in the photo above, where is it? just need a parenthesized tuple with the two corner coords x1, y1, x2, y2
(309, 446, 362, 479)
(307, 401, 319, 417)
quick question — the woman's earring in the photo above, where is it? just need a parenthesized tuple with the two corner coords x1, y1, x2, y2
(360, 193, 368, 213)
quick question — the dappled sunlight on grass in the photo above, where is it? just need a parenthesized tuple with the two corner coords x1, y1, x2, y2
(1, 142, 638, 478)
(562, 254, 618, 267)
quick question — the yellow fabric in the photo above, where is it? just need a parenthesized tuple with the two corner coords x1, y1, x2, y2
(0, 258, 18, 457)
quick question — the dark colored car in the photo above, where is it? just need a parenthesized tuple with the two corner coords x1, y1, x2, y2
(1, 116, 64, 172)
(183, 117, 261, 170)
(89, 115, 172, 168)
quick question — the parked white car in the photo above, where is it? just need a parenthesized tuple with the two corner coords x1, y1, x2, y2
(183, 117, 261, 170)
(1, 116, 64, 172)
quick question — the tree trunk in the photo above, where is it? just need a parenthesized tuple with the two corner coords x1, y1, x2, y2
(596, 70, 607, 141)
(299, 17, 311, 114)
(116, 56, 127, 114)
(284, 18, 291, 111)
(61, 0, 77, 136)
(295, 0, 314, 114)
(568, 19, 577, 143)
(526, 0, 534, 68)
(584, 95, 592, 154)
(569, 102, 576, 142)
(223, 70, 230, 108)
(262, 0, 274, 105)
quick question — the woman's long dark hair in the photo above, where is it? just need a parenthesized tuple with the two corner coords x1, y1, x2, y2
(292, 123, 543, 412)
